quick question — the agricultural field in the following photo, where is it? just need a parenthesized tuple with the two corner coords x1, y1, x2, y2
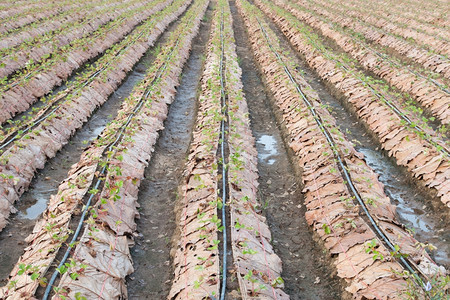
(0, 0, 448, 299)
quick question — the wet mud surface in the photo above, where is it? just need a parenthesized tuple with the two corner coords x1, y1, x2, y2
(126, 3, 214, 298)
(231, 1, 342, 298)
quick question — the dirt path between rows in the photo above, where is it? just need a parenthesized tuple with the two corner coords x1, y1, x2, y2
(230, 1, 342, 298)
(126, 3, 214, 298)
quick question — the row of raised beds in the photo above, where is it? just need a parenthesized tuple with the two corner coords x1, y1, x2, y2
(256, 0, 450, 209)
(0, 0, 172, 125)
(0, 0, 123, 52)
(0, 0, 208, 297)
(341, 0, 450, 29)
(0, 0, 89, 35)
(0, 0, 447, 299)
(0, 0, 151, 78)
(236, 0, 447, 298)
(320, 0, 449, 56)
(273, 0, 450, 126)
(0, 0, 190, 232)
(294, 0, 450, 80)
(334, 0, 449, 40)
(169, 0, 288, 298)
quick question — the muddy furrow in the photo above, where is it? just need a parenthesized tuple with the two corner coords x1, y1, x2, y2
(257, 0, 450, 208)
(231, 0, 343, 298)
(0, 1, 208, 298)
(126, 2, 214, 299)
(0, 0, 189, 233)
(169, 1, 289, 298)
(237, 0, 446, 298)
(0, 0, 123, 52)
(0, 0, 145, 79)
(295, 0, 450, 80)
(275, 0, 450, 126)
(0, 0, 170, 124)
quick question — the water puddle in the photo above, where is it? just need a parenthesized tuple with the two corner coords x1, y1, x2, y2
(360, 148, 449, 266)
(257, 134, 278, 165)
(18, 187, 57, 220)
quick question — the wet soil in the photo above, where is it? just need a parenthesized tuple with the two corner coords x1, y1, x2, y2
(0, 16, 176, 285)
(253, 2, 450, 268)
(230, 1, 342, 298)
(126, 3, 214, 298)
(325, 103, 450, 267)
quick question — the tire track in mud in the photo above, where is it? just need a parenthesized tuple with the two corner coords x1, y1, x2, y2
(0, 3, 194, 285)
(126, 3, 214, 298)
(230, 1, 342, 298)
(249, 0, 450, 269)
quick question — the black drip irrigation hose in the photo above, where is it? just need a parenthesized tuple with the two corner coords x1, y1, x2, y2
(255, 16, 429, 290)
(284, 11, 450, 158)
(218, 8, 228, 300)
(346, 9, 450, 64)
(42, 35, 181, 300)
(342, 57, 450, 158)
(0, 25, 148, 152)
(353, 35, 450, 95)
(2, 16, 128, 92)
(302, 4, 450, 95)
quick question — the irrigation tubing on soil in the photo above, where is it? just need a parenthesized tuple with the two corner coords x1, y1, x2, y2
(293, 20, 450, 158)
(255, 16, 429, 291)
(354, 35, 450, 95)
(42, 37, 181, 300)
(0, 30, 147, 152)
(307, 9, 450, 95)
(219, 8, 228, 300)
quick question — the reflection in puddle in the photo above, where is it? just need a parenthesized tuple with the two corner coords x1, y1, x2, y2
(257, 135, 278, 165)
(359, 148, 449, 266)
(18, 188, 56, 220)
(17, 115, 116, 220)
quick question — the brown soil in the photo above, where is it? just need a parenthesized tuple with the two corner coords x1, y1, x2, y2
(1, 0, 448, 298)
